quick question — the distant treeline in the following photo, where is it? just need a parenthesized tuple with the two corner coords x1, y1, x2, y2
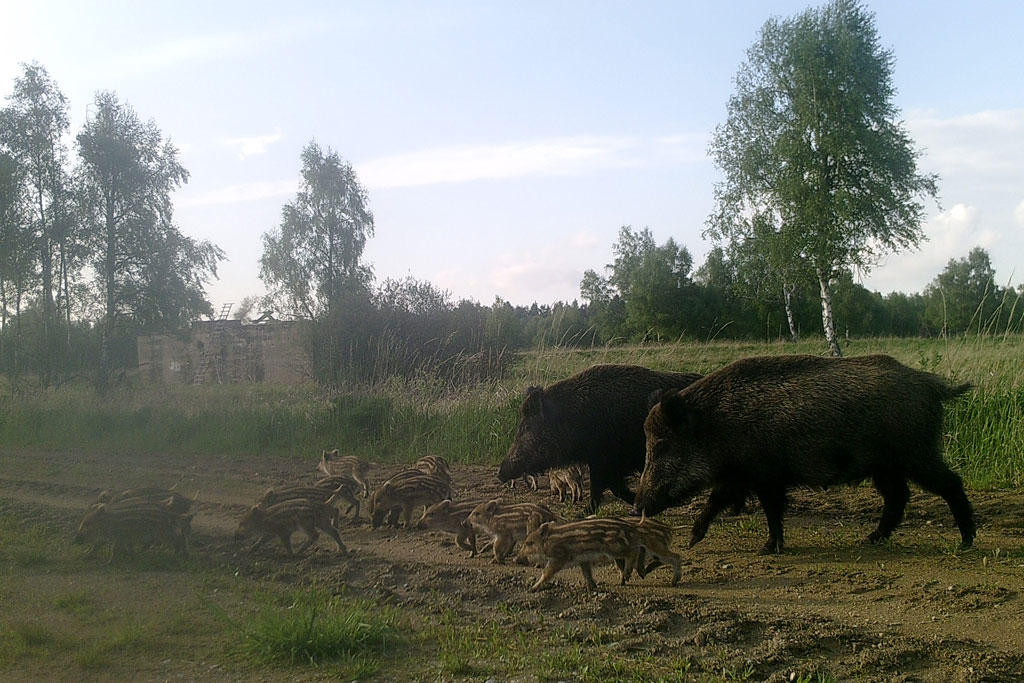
(1, 241, 1020, 387)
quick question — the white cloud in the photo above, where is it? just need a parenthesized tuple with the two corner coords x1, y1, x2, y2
(222, 129, 284, 159)
(177, 179, 297, 208)
(356, 134, 704, 189)
(856, 108, 1024, 294)
(907, 108, 1024, 175)
(863, 203, 999, 293)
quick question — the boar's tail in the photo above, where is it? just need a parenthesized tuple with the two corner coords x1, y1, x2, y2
(943, 381, 974, 401)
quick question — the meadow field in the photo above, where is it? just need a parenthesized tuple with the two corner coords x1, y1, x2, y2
(1, 336, 1023, 681)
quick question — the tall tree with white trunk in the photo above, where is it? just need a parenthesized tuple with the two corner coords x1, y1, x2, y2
(706, 0, 938, 356)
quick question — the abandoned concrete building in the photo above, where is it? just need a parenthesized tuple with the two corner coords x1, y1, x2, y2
(137, 313, 308, 384)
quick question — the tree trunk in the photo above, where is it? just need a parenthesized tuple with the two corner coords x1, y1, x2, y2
(13, 285, 22, 377)
(36, 181, 55, 385)
(0, 275, 6, 371)
(101, 186, 117, 389)
(61, 238, 71, 343)
(816, 267, 842, 357)
(783, 283, 799, 343)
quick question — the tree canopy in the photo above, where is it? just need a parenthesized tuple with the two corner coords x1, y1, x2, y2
(260, 141, 375, 319)
(707, 0, 938, 355)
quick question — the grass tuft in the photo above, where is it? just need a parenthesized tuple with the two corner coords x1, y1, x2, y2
(211, 587, 400, 671)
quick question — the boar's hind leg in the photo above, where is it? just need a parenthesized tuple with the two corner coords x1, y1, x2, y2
(578, 561, 599, 592)
(755, 487, 787, 554)
(296, 523, 320, 554)
(320, 520, 347, 552)
(910, 466, 976, 549)
(690, 486, 747, 548)
(868, 472, 910, 545)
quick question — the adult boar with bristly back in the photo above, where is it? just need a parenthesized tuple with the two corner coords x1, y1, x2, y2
(498, 364, 702, 512)
(635, 354, 976, 554)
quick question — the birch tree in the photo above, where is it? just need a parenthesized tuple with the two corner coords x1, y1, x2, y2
(77, 91, 222, 382)
(259, 141, 374, 319)
(706, 0, 938, 355)
(1, 62, 72, 381)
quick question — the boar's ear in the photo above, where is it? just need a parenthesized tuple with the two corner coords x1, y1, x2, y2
(439, 499, 451, 511)
(648, 389, 673, 411)
(484, 500, 499, 515)
(523, 385, 546, 418)
(330, 448, 339, 457)
(538, 521, 552, 539)
(658, 391, 702, 435)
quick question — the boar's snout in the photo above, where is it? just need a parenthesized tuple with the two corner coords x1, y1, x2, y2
(632, 488, 667, 517)
(497, 458, 522, 483)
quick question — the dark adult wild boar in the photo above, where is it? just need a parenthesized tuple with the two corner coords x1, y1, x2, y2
(635, 354, 976, 554)
(498, 364, 702, 512)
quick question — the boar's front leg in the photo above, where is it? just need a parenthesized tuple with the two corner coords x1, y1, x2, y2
(456, 523, 477, 555)
(530, 558, 567, 591)
(690, 486, 747, 547)
(492, 533, 515, 564)
(586, 469, 606, 514)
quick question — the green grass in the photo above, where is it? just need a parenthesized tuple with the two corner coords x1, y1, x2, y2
(1, 334, 1022, 486)
(212, 587, 400, 674)
(0, 514, 71, 570)
(0, 622, 67, 665)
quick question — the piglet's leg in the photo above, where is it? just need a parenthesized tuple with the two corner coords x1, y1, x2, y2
(578, 561, 598, 592)
(531, 558, 567, 591)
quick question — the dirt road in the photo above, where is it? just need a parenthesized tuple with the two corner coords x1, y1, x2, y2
(2, 447, 1023, 681)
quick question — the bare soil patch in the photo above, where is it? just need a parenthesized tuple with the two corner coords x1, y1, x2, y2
(2, 447, 1024, 681)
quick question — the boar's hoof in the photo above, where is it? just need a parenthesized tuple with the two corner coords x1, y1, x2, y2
(759, 539, 783, 555)
(866, 530, 890, 545)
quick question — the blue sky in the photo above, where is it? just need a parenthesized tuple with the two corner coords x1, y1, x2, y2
(4, 1, 1023, 309)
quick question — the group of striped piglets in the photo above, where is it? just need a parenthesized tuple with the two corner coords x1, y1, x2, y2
(72, 449, 681, 591)
(74, 487, 197, 561)
(234, 449, 681, 592)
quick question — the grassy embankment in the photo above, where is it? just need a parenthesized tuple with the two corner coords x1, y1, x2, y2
(0, 334, 1021, 488)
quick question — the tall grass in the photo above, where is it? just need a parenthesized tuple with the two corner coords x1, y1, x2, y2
(0, 335, 1021, 487)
